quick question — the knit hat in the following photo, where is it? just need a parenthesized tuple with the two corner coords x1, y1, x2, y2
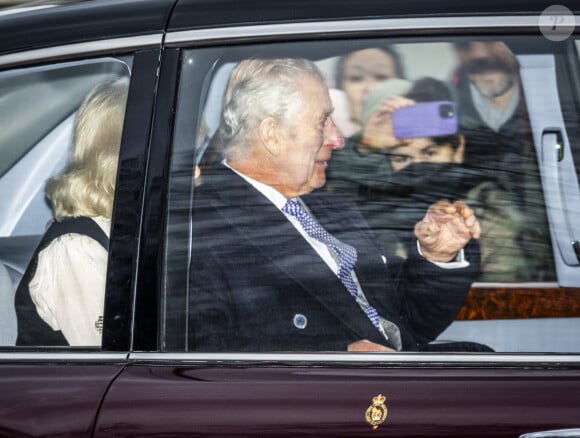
(361, 78, 413, 123)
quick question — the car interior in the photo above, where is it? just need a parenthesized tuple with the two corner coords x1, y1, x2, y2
(170, 37, 580, 353)
(0, 57, 131, 345)
(1, 35, 579, 353)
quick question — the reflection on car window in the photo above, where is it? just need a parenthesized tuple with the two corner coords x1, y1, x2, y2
(186, 57, 483, 354)
(326, 41, 554, 283)
(570, 39, 580, 186)
(0, 58, 131, 347)
(165, 38, 579, 355)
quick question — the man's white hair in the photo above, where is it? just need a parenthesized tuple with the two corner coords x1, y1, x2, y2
(215, 58, 325, 161)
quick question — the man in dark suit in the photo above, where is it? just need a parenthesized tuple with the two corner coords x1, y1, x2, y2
(189, 58, 481, 353)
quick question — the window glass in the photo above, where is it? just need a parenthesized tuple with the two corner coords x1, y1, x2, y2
(165, 37, 580, 355)
(0, 56, 131, 347)
(569, 39, 580, 190)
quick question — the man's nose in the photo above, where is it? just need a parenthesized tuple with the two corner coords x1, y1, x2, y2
(324, 118, 344, 150)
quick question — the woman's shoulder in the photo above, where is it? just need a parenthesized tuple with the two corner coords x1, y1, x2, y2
(39, 216, 111, 259)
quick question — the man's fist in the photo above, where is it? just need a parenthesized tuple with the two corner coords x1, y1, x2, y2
(414, 200, 481, 262)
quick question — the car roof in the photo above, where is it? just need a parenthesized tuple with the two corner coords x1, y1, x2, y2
(0, 0, 578, 58)
(168, 0, 579, 31)
(0, 0, 176, 56)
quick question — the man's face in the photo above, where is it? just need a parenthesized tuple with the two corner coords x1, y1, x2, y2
(457, 42, 519, 99)
(274, 75, 344, 198)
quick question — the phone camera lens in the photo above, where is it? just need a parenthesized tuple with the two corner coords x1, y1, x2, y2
(439, 103, 455, 119)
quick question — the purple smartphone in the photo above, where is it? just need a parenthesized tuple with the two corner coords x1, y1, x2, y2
(392, 100, 458, 139)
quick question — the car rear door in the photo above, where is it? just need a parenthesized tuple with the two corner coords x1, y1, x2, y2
(0, 1, 170, 434)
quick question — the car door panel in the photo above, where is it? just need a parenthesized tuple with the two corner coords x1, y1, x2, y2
(0, 358, 125, 437)
(149, 19, 580, 436)
(95, 359, 580, 437)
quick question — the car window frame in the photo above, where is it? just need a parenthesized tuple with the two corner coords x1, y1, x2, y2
(0, 34, 163, 354)
(160, 14, 580, 364)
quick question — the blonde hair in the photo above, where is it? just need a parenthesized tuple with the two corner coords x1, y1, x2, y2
(46, 76, 129, 220)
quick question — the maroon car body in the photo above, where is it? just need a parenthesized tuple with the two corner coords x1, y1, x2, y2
(1, 0, 580, 436)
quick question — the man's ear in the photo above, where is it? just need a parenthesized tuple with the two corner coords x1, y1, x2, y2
(259, 117, 282, 156)
(454, 134, 466, 164)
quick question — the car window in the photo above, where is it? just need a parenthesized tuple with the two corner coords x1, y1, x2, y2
(164, 36, 580, 355)
(0, 56, 132, 347)
(563, 38, 580, 239)
(573, 40, 580, 184)
(568, 39, 580, 259)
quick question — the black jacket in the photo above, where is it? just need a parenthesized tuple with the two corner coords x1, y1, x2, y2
(188, 166, 480, 352)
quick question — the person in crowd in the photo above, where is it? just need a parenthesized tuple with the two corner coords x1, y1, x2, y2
(452, 41, 555, 280)
(333, 46, 405, 136)
(358, 77, 547, 282)
(15, 76, 129, 346)
(188, 58, 483, 353)
(328, 41, 531, 200)
(452, 41, 528, 169)
(325, 78, 413, 199)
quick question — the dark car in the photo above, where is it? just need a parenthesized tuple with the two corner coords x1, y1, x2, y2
(1, 0, 580, 436)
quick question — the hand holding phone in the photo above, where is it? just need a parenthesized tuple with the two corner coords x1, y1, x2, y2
(392, 101, 458, 139)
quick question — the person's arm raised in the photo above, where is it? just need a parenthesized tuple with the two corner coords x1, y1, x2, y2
(414, 200, 481, 263)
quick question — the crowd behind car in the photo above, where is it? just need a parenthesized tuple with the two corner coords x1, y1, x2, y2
(3, 40, 557, 350)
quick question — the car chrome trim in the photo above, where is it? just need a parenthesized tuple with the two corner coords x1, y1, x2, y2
(128, 352, 580, 365)
(471, 282, 560, 288)
(0, 352, 128, 362)
(0, 5, 55, 17)
(520, 429, 580, 438)
(166, 15, 549, 46)
(1, 351, 578, 364)
(0, 34, 162, 69)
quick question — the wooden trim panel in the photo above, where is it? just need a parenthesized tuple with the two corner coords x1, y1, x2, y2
(458, 287, 580, 320)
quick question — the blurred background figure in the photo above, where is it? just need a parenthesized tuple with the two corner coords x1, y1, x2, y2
(451, 41, 554, 281)
(332, 46, 405, 137)
(15, 76, 129, 346)
(353, 77, 552, 282)
(326, 78, 412, 199)
(452, 41, 527, 170)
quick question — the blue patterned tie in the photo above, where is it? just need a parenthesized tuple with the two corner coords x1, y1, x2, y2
(282, 199, 382, 332)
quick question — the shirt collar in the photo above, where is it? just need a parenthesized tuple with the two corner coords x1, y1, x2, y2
(223, 160, 289, 210)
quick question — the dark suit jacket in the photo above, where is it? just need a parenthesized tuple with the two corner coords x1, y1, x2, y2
(188, 165, 480, 352)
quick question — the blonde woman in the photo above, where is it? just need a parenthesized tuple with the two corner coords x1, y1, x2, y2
(15, 76, 129, 346)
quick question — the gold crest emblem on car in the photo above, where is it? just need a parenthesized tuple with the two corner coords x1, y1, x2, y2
(365, 394, 388, 429)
